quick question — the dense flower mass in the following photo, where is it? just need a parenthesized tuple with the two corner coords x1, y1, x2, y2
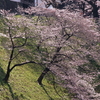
(30, 7, 100, 100)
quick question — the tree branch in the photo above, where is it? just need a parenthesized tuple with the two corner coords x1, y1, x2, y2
(10, 61, 39, 72)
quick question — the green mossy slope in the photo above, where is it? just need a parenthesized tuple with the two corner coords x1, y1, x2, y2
(0, 45, 70, 100)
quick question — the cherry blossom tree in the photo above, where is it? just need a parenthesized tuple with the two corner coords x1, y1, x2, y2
(0, 12, 39, 82)
(25, 7, 100, 100)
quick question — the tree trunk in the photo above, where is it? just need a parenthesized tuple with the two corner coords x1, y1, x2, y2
(92, 6, 99, 18)
(3, 70, 10, 83)
(37, 67, 50, 85)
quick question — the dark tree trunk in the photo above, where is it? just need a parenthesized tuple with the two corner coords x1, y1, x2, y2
(3, 70, 10, 83)
(37, 47, 62, 85)
(92, 7, 99, 18)
(37, 67, 50, 85)
(88, 1, 99, 18)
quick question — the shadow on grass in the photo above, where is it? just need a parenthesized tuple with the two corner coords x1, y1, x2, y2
(0, 65, 5, 82)
(41, 85, 54, 100)
(0, 65, 18, 100)
(7, 83, 15, 100)
(1, 82, 16, 100)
